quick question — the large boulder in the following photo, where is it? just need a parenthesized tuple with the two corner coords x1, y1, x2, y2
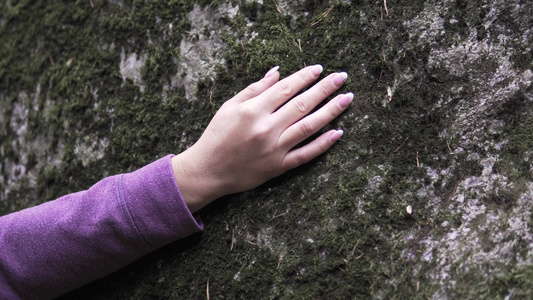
(1, 0, 532, 298)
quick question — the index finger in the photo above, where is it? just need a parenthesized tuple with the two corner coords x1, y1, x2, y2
(250, 65, 324, 112)
(272, 72, 347, 128)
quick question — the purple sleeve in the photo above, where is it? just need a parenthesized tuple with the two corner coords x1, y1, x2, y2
(0, 155, 203, 299)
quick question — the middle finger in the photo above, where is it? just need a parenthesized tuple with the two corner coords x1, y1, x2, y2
(272, 71, 348, 128)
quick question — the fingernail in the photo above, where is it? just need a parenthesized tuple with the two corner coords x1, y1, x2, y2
(310, 64, 323, 76)
(330, 129, 344, 143)
(338, 92, 353, 108)
(333, 72, 348, 87)
(264, 66, 280, 78)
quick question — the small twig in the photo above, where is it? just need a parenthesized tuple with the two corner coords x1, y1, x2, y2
(416, 151, 420, 168)
(355, 253, 364, 260)
(270, 212, 287, 221)
(277, 255, 284, 268)
(230, 229, 234, 251)
(324, 5, 334, 18)
(272, 0, 282, 14)
(206, 281, 210, 300)
(209, 88, 214, 105)
(382, 49, 386, 61)
(351, 239, 361, 256)
(446, 140, 452, 153)
(417, 281, 420, 291)
(311, 5, 334, 26)
(160, 22, 170, 30)
(89, 0, 94, 8)
(394, 137, 409, 153)
(241, 40, 246, 58)
(380, 6, 383, 20)
(49, 55, 55, 66)
(246, 240, 261, 246)
(297, 39, 303, 53)
(384, 0, 389, 16)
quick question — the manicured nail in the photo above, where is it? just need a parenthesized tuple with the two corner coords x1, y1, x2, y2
(264, 66, 280, 78)
(333, 72, 348, 87)
(330, 129, 344, 143)
(310, 64, 323, 76)
(338, 92, 353, 108)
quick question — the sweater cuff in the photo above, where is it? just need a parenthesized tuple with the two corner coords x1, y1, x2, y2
(120, 155, 203, 249)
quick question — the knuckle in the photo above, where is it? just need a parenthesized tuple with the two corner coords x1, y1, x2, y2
(296, 152, 309, 166)
(219, 101, 231, 110)
(276, 80, 293, 97)
(317, 84, 330, 98)
(293, 97, 308, 114)
(318, 139, 330, 153)
(329, 102, 341, 118)
(299, 120, 315, 137)
(245, 82, 262, 96)
(297, 70, 309, 83)
(238, 102, 257, 117)
(252, 124, 271, 141)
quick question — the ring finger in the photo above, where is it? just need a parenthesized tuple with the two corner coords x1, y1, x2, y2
(277, 92, 353, 149)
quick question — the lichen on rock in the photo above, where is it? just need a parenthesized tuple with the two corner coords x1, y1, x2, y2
(1, 0, 533, 299)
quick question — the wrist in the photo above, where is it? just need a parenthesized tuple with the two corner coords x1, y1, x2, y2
(171, 150, 225, 213)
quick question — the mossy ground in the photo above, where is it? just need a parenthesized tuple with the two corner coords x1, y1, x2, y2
(1, 0, 533, 299)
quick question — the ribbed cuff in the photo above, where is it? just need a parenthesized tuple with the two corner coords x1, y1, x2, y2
(120, 155, 203, 249)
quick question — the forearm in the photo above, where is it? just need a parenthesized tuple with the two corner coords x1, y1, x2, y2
(0, 155, 203, 299)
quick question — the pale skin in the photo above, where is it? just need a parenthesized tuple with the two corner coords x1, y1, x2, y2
(171, 65, 353, 213)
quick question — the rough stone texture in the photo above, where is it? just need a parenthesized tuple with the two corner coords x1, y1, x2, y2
(1, 0, 532, 299)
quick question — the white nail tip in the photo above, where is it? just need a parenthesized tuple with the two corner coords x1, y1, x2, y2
(339, 72, 348, 80)
(264, 66, 280, 78)
(331, 129, 344, 142)
(311, 64, 323, 76)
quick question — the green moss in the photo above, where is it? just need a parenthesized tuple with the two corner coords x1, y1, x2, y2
(492, 89, 533, 187)
(63, 1, 496, 298)
(3, 0, 533, 298)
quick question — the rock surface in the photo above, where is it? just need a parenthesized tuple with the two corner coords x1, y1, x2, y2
(1, 0, 532, 298)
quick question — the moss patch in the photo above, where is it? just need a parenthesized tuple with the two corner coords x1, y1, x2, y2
(2, 0, 533, 299)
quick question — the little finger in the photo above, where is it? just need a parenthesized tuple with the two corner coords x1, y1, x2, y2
(280, 129, 344, 172)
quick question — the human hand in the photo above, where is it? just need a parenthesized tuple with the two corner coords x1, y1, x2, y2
(171, 65, 352, 212)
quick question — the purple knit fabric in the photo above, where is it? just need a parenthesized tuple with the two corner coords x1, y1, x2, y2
(0, 155, 203, 299)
